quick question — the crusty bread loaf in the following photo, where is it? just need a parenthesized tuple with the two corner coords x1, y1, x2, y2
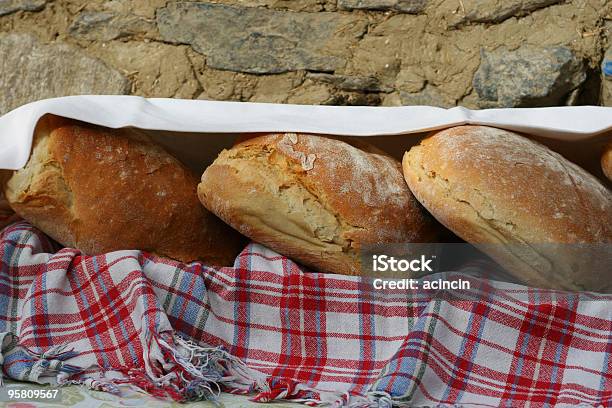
(403, 125, 612, 291)
(0, 194, 17, 229)
(0, 195, 13, 226)
(0, 171, 18, 230)
(603, 141, 612, 181)
(198, 133, 440, 275)
(4, 116, 244, 265)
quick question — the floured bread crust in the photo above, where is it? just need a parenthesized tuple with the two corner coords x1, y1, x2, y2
(403, 125, 612, 291)
(603, 141, 612, 182)
(198, 133, 439, 275)
(5, 116, 244, 265)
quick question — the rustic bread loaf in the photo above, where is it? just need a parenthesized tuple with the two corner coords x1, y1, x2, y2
(0, 171, 18, 230)
(4, 116, 244, 265)
(603, 141, 612, 181)
(198, 133, 440, 275)
(403, 125, 612, 291)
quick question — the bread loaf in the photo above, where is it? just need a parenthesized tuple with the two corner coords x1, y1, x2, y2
(603, 141, 612, 181)
(0, 171, 18, 230)
(403, 125, 612, 291)
(5, 116, 244, 265)
(198, 133, 440, 275)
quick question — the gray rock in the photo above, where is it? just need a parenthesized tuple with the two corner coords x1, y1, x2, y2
(156, 2, 366, 74)
(461, 0, 562, 24)
(307, 73, 392, 92)
(400, 84, 455, 108)
(69, 11, 156, 42)
(473, 45, 586, 108)
(0, 33, 130, 114)
(338, 0, 427, 13)
(0, 0, 46, 17)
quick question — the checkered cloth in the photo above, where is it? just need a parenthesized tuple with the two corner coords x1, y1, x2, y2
(0, 222, 610, 407)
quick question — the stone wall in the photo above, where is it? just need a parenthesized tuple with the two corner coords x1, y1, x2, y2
(0, 0, 610, 114)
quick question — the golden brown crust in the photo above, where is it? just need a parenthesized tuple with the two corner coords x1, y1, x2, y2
(198, 132, 440, 275)
(5, 116, 244, 265)
(0, 170, 19, 230)
(603, 141, 612, 182)
(402, 125, 612, 291)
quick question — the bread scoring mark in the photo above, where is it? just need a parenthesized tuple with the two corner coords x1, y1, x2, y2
(280, 133, 409, 214)
(286, 132, 298, 144)
(276, 133, 417, 237)
(279, 133, 317, 171)
(302, 154, 316, 171)
(6, 131, 75, 210)
(224, 144, 362, 254)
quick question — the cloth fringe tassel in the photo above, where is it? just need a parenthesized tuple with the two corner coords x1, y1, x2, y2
(2, 332, 402, 407)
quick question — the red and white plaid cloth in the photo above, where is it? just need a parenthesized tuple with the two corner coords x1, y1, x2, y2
(0, 221, 611, 407)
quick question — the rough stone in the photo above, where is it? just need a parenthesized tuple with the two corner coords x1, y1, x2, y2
(473, 45, 586, 108)
(399, 84, 455, 108)
(0, 33, 130, 114)
(0, 0, 607, 108)
(348, 33, 404, 85)
(196, 69, 259, 101)
(210, 0, 338, 12)
(395, 69, 426, 93)
(69, 11, 157, 42)
(100, 0, 167, 19)
(156, 2, 366, 74)
(0, 0, 45, 17)
(338, 0, 427, 13)
(455, 0, 563, 24)
(285, 78, 381, 105)
(89, 42, 201, 99)
(324, 92, 382, 105)
(286, 81, 333, 105)
(307, 73, 392, 92)
(250, 73, 305, 103)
